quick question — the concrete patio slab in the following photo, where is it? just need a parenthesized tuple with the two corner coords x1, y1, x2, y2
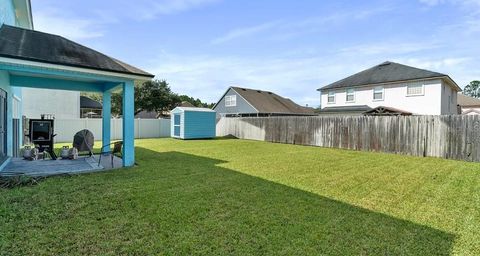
(0, 155, 123, 177)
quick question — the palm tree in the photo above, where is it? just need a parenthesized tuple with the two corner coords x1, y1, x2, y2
(463, 81, 480, 98)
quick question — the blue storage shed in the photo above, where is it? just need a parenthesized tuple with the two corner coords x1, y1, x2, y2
(170, 107, 216, 139)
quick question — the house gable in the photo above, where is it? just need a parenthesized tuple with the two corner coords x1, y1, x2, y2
(213, 87, 258, 116)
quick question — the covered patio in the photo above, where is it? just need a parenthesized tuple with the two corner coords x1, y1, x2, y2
(1, 155, 123, 177)
(0, 25, 154, 172)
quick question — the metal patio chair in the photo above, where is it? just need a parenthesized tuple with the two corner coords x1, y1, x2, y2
(98, 141, 123, 168)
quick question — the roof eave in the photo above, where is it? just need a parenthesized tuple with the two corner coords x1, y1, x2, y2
(0, 56, 154, 81)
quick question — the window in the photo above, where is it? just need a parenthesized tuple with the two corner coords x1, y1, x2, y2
(407, 83, 424, 96)
(346, 88, 355, 102)
(327, 91, 335, 103)
(373, 86, 384, 101)
(225, 95, 237, 107)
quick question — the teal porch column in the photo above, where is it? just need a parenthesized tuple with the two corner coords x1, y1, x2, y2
(102, 90, 111, 151)
(122, 80, 135, 166)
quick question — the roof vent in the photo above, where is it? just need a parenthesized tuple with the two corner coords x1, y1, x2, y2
(267, 92, 273, 94)
(241, 88, 246, 91)
(379, 61, 391, 67)
(257, 90, 262, 93)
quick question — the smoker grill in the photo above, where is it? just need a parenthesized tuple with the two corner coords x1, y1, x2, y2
(29, 117, 57, 159)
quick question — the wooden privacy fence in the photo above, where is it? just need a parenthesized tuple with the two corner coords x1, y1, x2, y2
(216, 115, 480, 162)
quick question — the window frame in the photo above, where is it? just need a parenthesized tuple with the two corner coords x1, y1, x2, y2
(373, 86, 384, 101)
(406, 83, 425, 97)
(225, 95, 237, 107)
(327, 91, 336, 104)
(345, 88, 355, 103)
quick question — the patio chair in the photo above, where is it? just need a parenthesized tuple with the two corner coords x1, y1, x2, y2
(98, 141, 123, 168)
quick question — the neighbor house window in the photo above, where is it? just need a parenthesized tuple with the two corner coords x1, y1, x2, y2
(225, 95, 237, 107)
(373, 86, 384, 101)
(407, 83, 424, 96)
(327, 91, 335, 103)
(346, 88, 355, 102)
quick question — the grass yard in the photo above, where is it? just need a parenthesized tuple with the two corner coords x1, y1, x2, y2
(1, 138, 479, 255)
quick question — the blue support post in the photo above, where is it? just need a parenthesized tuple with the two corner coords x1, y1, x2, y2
(122, 80, 135, 166)
(102, 90, 111, 152)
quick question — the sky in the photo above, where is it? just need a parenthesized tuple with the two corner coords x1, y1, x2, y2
(31, 0, 480, 107)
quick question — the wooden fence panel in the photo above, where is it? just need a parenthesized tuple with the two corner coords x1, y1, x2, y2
(216, 115, 480, 162)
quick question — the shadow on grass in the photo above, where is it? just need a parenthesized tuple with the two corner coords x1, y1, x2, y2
(133, 147, 454, 255)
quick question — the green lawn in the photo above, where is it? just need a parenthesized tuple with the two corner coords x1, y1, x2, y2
(1, 138, 479, 255)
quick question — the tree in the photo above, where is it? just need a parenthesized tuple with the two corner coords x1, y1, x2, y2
(178, 95, 215, 108)
(134, 80, 180, 115)
(463, 80, 480, 98)
(81, 80, 213, 117)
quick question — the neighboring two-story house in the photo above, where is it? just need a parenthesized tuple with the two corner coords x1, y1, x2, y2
(213, 86, 315, 117)
(317, 62, 461, 115)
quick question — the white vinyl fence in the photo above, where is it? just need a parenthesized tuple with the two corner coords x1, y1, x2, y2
(54, 118, 171, 142)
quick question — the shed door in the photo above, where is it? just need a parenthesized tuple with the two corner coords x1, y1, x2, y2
(173, 114, 181, 137)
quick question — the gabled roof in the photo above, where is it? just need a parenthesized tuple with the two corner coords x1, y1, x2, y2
(135, 110, 160, 119)
(216, 86, 315, 115)
(364, 106, 412, 116)
(80, 96, 102, 109)
(0, 25, 154, 78)
(318, 61, 460, 91)
(457, 93, 480, 107)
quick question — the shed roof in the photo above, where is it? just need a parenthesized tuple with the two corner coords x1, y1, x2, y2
(221, 87, 314, 115)
(0, 25, 154, 78)
(318, 61, 460, 91)
(80, 96, 102, 109)
(173, 107, 215, 112)
(457, 93, 480, 107)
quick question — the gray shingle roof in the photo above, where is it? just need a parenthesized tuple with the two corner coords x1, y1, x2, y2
(318, 61, 448, 91)
(0, 25, 154, 78)
(231, 87, 315, 115)
(80, 96, 102, 109)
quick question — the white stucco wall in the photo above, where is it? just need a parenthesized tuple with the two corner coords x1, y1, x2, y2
(22, 88, 80, 119)
(319, 79, 457, 115)
(440, 80, 458, 114)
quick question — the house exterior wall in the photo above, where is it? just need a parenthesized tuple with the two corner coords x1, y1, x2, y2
(460, 107, 480, 115)
(213, 88, 257, 117)
(441, 80, 458, 114)
(0, 0, 16, 26)
(0, 71, 15, 158)
(22, 88, 81, 119)
(320, 79, 452, 115)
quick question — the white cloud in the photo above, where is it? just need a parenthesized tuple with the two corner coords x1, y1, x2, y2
(125, 0, 221, 20)
(211, 6, 393, 44)
(211, 21, 280, 44)
(34, 8, 104, 40)
(340, 42, 443, 55)
(394, 57, 474, 87)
